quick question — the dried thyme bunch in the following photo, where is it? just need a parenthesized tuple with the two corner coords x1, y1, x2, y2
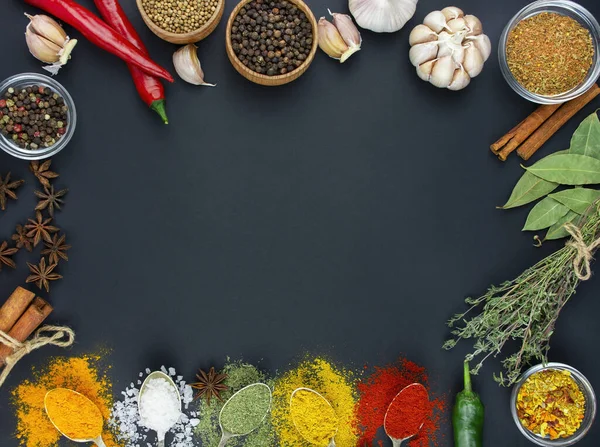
(444, 202, 600, 386)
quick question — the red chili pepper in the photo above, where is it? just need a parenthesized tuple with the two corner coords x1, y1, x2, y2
(24, 0, 174, 83)
(93, 0, 168, 124)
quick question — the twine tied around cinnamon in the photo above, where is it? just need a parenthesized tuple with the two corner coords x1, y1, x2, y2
(565, 223, 600, 281)
(0, 325, 75, 388)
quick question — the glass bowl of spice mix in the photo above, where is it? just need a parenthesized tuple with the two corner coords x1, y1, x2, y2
(225, 0, 319, 86)
(511, 363, 597, 446)
(499, 0, 600, 104)
(0, 73, 75, 161)
(137, 0, 225, 44)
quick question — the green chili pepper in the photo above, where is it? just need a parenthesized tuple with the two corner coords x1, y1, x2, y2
(453, 362, 484, 447)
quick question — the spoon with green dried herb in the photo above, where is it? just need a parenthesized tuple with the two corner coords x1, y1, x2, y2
(218, 383, 272, 447)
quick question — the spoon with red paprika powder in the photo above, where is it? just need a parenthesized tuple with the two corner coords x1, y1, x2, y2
(384, 383, 430, 447)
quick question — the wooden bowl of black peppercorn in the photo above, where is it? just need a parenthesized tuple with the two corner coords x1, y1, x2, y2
(226, 0, 318, 86)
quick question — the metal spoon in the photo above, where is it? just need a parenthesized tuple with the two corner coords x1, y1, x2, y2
(217, 383, 272, 447)
(44, 388, 107, 447)
(138, 371, 182, 447)
(384, 383, 429, 447)
(291, 387, 338, 447)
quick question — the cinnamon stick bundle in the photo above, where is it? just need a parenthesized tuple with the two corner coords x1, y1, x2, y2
(491, 84, 600, 161)
(0, 287, 35, 333)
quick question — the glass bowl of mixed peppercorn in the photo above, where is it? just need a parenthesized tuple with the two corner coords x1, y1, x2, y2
(0, 73, 76, 160)
(498, 0, 600, 104)
(511, 362, 597, 446)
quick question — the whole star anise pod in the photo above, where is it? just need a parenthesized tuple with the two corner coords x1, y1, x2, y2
(12, 224, 33, 252)
(26, 257, 62, 292)
(25, 211, 59, 247)
(0, 172, 24, 211)
(42, 233, 71, 265)
(191, 367, 228, 404)
(30, 160, 59, 188)
(0, 241, 18, 270)
(35, 185, 68, 217)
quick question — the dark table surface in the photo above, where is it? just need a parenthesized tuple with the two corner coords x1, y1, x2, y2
(1, 0, 600, 445)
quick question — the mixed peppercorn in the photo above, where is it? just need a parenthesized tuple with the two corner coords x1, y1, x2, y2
(0, 86, 69, 150)
(230, 0, 313, 76)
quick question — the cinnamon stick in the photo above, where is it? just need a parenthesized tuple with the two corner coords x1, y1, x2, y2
(518, 84, 600, 160)
(491, 104, 562, 161)
(0, 297, 53, 366)
(0, 287, 35, 333)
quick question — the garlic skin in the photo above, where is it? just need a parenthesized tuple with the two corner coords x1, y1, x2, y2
(318, 16, 361, 63)
(25, 13, 77, 75)
(329, 10, 362, 48)
(408, 6, 490, 91)
(173, 44, 216, 86)
(349, 0, 418, 33)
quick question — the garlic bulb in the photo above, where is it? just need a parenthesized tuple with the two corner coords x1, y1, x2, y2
(25, 14, 77, 75)
(318, 11, 361, 63)
(408, 6, 490, 91)
(173, 44, 215, 86)
(349, 0, 418, 33)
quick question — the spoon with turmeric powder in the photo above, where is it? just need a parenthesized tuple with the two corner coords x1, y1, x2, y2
(44, 388, 107, 447)
(290, 387, 338, 447)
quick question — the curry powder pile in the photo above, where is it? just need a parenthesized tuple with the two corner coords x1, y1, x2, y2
(272, 357, 359, 447)
(11, 353, 120, 447)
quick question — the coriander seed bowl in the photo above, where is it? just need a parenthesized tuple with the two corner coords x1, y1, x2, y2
(510, 363, 597, 446)
(136, 0, 225, 44)
(0, 73, 76, 161)
(225, 0, 318, 86)
(498, 0, 600, 104)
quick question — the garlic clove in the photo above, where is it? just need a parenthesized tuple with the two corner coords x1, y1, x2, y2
(409, 24, 437, 46)
(25, 14, 67, 47)
(58, 39, 78, 66)
(446, 18, 467, 33)
(26, 27, 62, 64)
(468, 34, 492, 62)
(329, 10, 362, 49)
(349, 0, 417, 33)
(173, 44, 216, 86)
(448, 66, 471, 91)
(318, 17, 349, 61)
(423, 10, 449, 33)
(441, 7, 464, 21)
(416, 60, 435, 82)
(463, 43, 484, 78)
(430, 55, 456, 88)
(409, 41, 439, 67)
(464, 15, 483, 36)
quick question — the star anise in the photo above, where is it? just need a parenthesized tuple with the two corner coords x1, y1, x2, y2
(0, 241, 18, 270)
(0, 172, 24, 211)
(42, 233, 71, 265)
(26, 257, 62, 292)
(25, 211, 59, 247)
(12, 224, 33, 252)
(191, 367, 228, 404)
(30, 160, 59, 188)
(35, 185, 68, 217)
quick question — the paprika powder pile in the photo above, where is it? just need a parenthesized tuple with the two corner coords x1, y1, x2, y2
(384, 384, 430, 440)
(356, 357, 447, 447)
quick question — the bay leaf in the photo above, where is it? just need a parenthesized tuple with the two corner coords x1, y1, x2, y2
(522, 197, 570, 231)
(569, 112, 600, 159)
(544, 210, 579, 240)
(525, 154, 600, 185)
(500, 171, 558, 209)
(549, 187, 600, 214)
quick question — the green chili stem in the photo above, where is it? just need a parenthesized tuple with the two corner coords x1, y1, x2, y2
(463, 362, 472, 393)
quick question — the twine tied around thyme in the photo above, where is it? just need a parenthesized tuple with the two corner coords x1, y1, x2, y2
(565, 222, 600, 281)
(0, 325, 75, 388)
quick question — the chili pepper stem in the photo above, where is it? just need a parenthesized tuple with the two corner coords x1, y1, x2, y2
(463, 361, 472, 393)
(150, 100, 168, 124)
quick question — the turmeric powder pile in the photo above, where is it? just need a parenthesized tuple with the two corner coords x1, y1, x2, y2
(11, 353, 121, 447)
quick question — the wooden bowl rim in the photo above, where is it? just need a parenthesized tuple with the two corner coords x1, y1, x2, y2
(225, 0, 319, 83)
(136, 0, 225, 40)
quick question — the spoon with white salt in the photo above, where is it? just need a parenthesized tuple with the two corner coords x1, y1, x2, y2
(138, 371, 182, 447)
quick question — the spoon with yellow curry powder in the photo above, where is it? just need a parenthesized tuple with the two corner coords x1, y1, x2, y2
(44, 388, 107, 447)
(290, 387, 338, 447)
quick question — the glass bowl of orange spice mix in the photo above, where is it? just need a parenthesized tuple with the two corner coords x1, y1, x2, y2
(511, 363, 597, 446)
(499, 0, 600, 104)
